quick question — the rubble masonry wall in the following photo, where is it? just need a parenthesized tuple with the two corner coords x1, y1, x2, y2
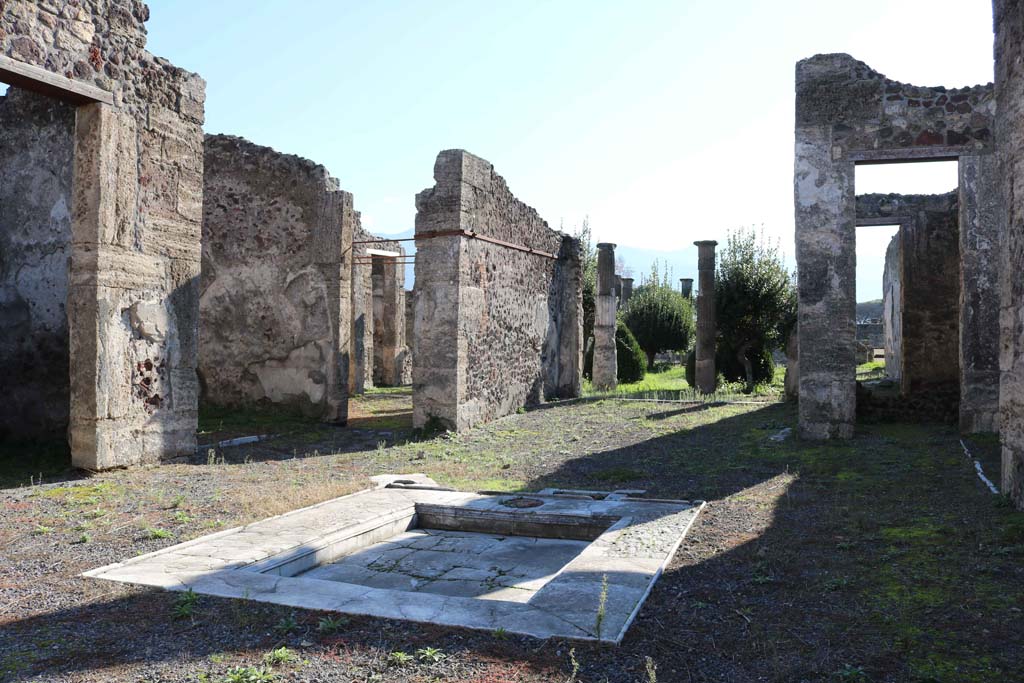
(412, 150, 582, 430)
(1, 1, 206, 468)
(795, 52, 995, 438)
(199, 134, 351, 422)
(0, 88, 75, 441)
(856, 192, 960, 395)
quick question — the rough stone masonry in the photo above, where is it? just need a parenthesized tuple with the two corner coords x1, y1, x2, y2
(200, 135, 352, 422)
(0, 88, 76, 441)
(1, 1, 205, 469)
(995, 0, 1024, 508)
(412, 150, 583, 430)
(794, 53, 1000, 439)
(856, 192, 960, 400)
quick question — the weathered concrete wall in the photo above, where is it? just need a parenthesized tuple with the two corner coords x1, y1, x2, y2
(412, 150, 582, 430)
(200, 135, 351, 422)
(795, 53, 994, 439)
(2, 1, 206, 468)
(996, 0, 1024, 507)
(856, 193, 960, 396)
(0, 88, 75, 441)
(882, 233, 902, 381)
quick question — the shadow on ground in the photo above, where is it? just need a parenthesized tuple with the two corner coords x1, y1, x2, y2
(2, 396, 1022, 682)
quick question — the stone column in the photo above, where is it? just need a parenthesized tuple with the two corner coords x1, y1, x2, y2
(680, 278, 694, 299)
(693, 241, 718, 394)
(592, 243, 618, 390)
(621, 277, 634, 307)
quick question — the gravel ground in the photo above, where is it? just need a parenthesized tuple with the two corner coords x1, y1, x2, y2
(2, 390, 1022, 682)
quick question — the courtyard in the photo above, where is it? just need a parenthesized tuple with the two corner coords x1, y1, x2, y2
(2, 390, 1021, 682)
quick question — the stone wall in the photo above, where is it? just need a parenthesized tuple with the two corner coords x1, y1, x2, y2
(199, 135, 351, 422)
(855, 323, 884, 349)
(958, 155, 1003, 433)
(882, 233, 902, 381)
(795, 53, 995, 439)
(371, 248, 405, 387)
(995, 0, 1024, 507)
(0, 88, 75, 441)
(349, 228, 406, 392)
(349, 222, 374, 394)
(856, 192, 961, 395)
(412, 150, 582, 430)
(1, 1, 205, 468)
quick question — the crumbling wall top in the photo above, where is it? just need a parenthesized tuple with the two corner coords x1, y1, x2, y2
(855, 191, 959, 221)
(419, 149, 566, 255)
(796, 53, 994, 156)
(1, 1, 205, 119)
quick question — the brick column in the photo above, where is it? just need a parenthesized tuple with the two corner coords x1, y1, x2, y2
(693, 241, 718, 394)
(592, 243, 618, 390)
(680, 278, 693, 299)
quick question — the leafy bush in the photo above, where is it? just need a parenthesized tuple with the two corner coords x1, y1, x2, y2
(685, 341, 776, 388)
(715, 228, 796, 393)
(622, 262, 695, 370)
(615, 320, 646, 383)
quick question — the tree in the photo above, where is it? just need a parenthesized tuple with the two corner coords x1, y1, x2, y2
(622, 261, 695, 370)
(715, 227, 797, 393)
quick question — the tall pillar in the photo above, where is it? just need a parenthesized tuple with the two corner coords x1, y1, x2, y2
(996, 0, 1024, 508)
(693, 241, 718, 394)
(592, 243, 618, 390)
(680, 278, 694, 299)
(621, 277, 634, 307)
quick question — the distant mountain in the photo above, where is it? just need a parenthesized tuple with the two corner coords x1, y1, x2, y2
(857, 299, 883, 322)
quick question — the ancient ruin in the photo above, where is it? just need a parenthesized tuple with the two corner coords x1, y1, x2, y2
(591, 243, 618, 391)
(693, 241, 718, 394)
(621, 276, 634, 306)
(856, 192, 960, 403)
(200, 135, 353, 422)
(882, 234, 902, 381)
(411, 150, 583, 429)
(350, 227, 408, 393)
(86, 474, 704, 643)
(0, 3, 205, 469)
(794, 54, 1001, 438)
(996, 0, 1024, 507)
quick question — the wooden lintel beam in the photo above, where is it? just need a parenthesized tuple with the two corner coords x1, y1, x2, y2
(0, 55, 114, 106)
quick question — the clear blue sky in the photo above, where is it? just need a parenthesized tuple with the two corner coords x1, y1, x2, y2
(144, 0, 994, 300)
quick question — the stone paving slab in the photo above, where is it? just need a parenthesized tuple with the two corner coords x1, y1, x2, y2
(84, 475, 704, 643)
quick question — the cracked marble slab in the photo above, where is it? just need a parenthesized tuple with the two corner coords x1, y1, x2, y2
(84, 477, 704, 643)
